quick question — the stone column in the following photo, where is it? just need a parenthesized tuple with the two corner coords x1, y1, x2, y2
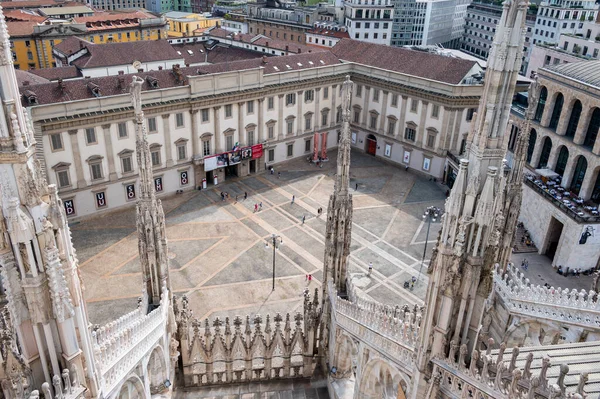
(397, 95, 408, 139)
(439, 108, 451, 151)
(573, 105, 593, 145)
(361, 86, 369, 127)
(257, 98, 264, 143)
(379, 90, 388, 134)
(101, 124, 118, 181)
(579, 169, 596, 200)
(530, 140, 545, 169)
(592, 135, 600, 156)
(238, 102, 245, 144)
(68, 129, 87, 188)
(556, 95, 573, 136)
(417, 100, 428, 147)
(213, 106, 221, 153)
(561, 160, 576, 189)
(452, 109, 464, 152)
(330, 84, 337, 128)
(162, 114, 174, 167)
(278, 94, 284, 140)
(546, 145, 560, 171)
(540, 91, 556, 128)
(297, 90, 303, 136)
(190, 110, 199, 157)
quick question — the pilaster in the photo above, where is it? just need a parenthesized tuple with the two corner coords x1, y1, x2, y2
(361, 86, 369, 127)
(257, 98, 264, 143)
(379, 91, 388, 134)
(417, 100, 428, 147)
(190, 110, 199, 156)
(561, 158, 576, 189)
(278, 94, 284, 140)
(573, 106, 593, 145)
(397, 95, 407, 139)
(162, 114, 174, 167)
(238, 102, 244, 144)
(68, 129, 86, 188)
(330, 84, 337, 128)
(296, 91, 303, 136)
(315, 88, 321, 128)
(213, 107, 221, 153)
(530, 135, 544, 168)
(579, 167, 596, 200)
(555, 96, 573, 136)
(546, 145, 560, 172)
(101, 124, 118, 181)
(540, 93, 556, 128)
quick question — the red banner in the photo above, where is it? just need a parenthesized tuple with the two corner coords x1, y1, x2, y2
(251, 144, 263, 159)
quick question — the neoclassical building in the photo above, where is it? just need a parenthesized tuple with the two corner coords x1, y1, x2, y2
(22, 38, 484, 218)
(509, 60, 600, 270)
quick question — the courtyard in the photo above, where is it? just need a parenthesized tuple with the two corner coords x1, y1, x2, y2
(73, 149, 448, 325)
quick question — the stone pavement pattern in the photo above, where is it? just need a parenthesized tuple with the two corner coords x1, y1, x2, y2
(73, 150, 448, 325)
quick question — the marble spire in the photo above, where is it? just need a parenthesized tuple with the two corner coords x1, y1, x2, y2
(130, 76, 170, 306)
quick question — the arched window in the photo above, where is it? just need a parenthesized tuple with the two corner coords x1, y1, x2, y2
(583, 108, 600, 149)
(565, 100, 582, 138)
(590, 169, 600, 204)
(538, 136, 552, 168)
(526, 128, 537, 164)
(549, 93, 564, 130)
(554, 146, 569, 176)
(534, 86, 547, 122)
(570, 156, 588, 195)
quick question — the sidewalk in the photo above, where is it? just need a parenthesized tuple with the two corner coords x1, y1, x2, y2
(510, 252, 594, 291)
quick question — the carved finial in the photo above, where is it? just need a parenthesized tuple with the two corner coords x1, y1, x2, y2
(557, 364, 569, 395)
(523, 352, 534, 379)
(509, 346, 519, 372)
(577, 372, 588, 395)
(233, 316, 243, 331)
(294, 312, 303, 327)
(274, 313, 283, 325)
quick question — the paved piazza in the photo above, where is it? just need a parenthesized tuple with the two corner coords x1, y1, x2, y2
(73, 149, 447, 325)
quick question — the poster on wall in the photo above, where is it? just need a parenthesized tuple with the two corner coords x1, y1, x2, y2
(241, 147, 252, 160)
(251, 144, 263, 159)
(155, 177, 163, 192)
(204, 156, 217, 172)
(384, 144, 392, 157)
(64, 199, 75, 216)
(126, 183, 136, 200)
(403, 150, 411, 164)
(180, 170, 189, 186)
(95, 192, 107, 208)
(228, 150, 242, 165)
(216, 153, 228, 167)
(423, 157, 431, 171)
(351, 132, 357, 144)
(580, 225, 600, 244)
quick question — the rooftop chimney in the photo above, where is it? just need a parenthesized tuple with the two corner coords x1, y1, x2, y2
(262, 55, 267, 64)
(265, 41, 269, 47)
(285, 45, 289, 53)
(298, 48, 301, 53)
(158, 66, 163, 70)
(118, 70, 124, 75)
(22, 81, 29, 86)
(138, 68, 144, 73)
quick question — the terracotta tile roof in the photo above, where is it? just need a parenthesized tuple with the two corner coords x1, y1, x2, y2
(72, 10, 154, 24)
(22, 51, 340, 106)
(208, 28, 323, 54)
(55, 38, 183, 69)
(6, 21, 36, 36)
(0, 0, 78, 9)
(171, 42, 264, 66)
(331, 38, 477, 85)
(15, 69, 50, 86)
(307, 27, 350, 39)
(29, 66, 80, 80)
(3, 9, 48, 22)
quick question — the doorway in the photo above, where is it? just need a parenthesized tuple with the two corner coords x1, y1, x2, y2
(249, 160, 256, 174)
(225, 164, 238, 179)
(366, 134, 377, 156)
(545, 217, 564, 260)
(206, 170, 214, 185)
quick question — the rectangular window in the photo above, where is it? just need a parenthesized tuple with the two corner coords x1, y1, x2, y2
(304, 90, 314, 102)
(370, 115, 377, 129)
(148, 117, 157, 132)
(118, 122, 128, 138)
(226, 135, 233, 151)
(410, 99, 418, 112)
(287, 120, 294, 135)
(50, 133, 63, 151)
(225, 105, 233, 118)
(268, 149, 275, 162)
(404, 127, 416, 141)
(268, 125, 274, 139)
(305, 140, 311, 152)
(353, 110, 360, 124)
(151, 150, 161, 166)
(122, 156, 133, 173)
(248, 130, 255, 146)
(247, 101, 254, 114)
(427, 134, 435, 148)
(90, 163, 103, 180)
(177, 144, 187, 160)
(391, 94, 398, 107)
(356, 85, 362, 97)
(323, 87, 329, 99)
(202, 140, 210, 156)
(201, 108, 209, 122)
(57, 170, 70, 188)
(431, 104, 439, 118)
(287, 143, 293, 157)
(85, 128, 97, 145)
(268, 97, 274, 110)
(322, 112, 328, 126)
(286, 93, 296, 105)
(466, 108, 475, 122)
(387, 120, 395, 136)
(176, 113, 184, 127)
(336, 108, 342, 123)
(305, 116, 311, 130)
(373, 89, 379, 102)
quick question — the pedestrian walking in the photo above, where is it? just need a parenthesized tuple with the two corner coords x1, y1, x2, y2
(308, 274, 312, 283)
(235, 195, 238, 203)
(368, 262, 373, 275)
(278, 172, 281, 179)
(355, 183, 359, 191)
(254, 203, 258, 213)
(259, 202, 263, 210)
(302, 215, 305, 224)
(220, 192, 225, 201)
(270, 167, 274, 175)
(292, 195, 295, 204)
(244, 192, 248, 200)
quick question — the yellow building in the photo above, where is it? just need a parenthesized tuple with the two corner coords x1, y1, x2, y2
(6, 10, 169, 70)
(165, 11, 222, 37)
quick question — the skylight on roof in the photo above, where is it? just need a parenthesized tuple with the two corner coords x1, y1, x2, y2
(187, 50, 193, 54)
(273, 66, 279, 71)
(286, 65, 291, 69)
(177, 51, 181, 55)
(297, 63, 302, 66)
(308, 61, 314, 65)
(319, 60, 325, 64)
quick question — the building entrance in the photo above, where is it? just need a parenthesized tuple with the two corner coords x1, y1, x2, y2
(249, 160, 256, 174)
(225, 164, 238, 178)
(545, 217, 564, 260)
(366, 134, 377, 156)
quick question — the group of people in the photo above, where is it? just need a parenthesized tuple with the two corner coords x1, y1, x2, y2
(557, 265, 584, 277)
(520, 259, 530, 270)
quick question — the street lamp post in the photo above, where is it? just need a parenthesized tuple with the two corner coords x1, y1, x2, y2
(265, 234, 283, 291)
(417, 206, 441, 284)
